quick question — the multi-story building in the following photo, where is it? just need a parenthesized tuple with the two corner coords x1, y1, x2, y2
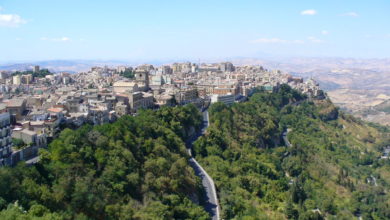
(174, 87, 199, 105)
(212, 84, 240, 96)
(155, 94, 175, 107)
(6, 98, 27, 120)
(13, 75, 21, 85)
(191, 64, 198, 73)
(180, 62, 192, 73)
(150, 74, 164, 86)
(114, 102, 128, 117)
(21, 74, 33, 84)
(0, 112, 12, 166)
(161, 65, 173, 74)
(128, 92, 154, 112)
(211, 94, 235, 106)
(220, 62, 235, 72)
(172, 63, 181, 73)
(0, 71, 7, 80)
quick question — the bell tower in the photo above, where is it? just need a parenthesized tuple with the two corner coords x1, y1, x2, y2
(135, 69, 149, 90)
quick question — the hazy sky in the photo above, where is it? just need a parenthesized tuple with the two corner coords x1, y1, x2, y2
(1, 0, 389, 61)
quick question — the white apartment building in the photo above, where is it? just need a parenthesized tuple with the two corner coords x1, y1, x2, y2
(211, 94, 235, 106)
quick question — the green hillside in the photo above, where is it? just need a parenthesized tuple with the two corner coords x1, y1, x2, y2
(0, 105, 209, 219)
(0, 85, 389, 219)
(194, 85, 390, 219)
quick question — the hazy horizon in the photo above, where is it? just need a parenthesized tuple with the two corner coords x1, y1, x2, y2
(2, 56, 390, 66)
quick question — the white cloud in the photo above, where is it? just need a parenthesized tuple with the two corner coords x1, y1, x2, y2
(301, 9, 317, 15)
(41, 37, 71, 42)
(321, 30, 329, 35)
(15, 37, 22, 41)
(292, 40, 305, 44)
(251, 38, 304, 44)
(341, 12, 358, 17)
(60, 37, 70, 41)
(307, 36, 323, 43)
(0, 13, 26, 27)
(251, 38, 288, 43)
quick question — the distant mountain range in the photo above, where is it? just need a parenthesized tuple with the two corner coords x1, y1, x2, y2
(0, 60, 134, 73)
(2, 57, 389, 73)
(0, 58, 202, 73)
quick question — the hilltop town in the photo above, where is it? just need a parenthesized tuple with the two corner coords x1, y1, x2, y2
(0, 62, 323, 166)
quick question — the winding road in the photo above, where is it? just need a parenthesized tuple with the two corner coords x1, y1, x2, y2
(282, 128, 292, 148)
(186, 110, 220, 220)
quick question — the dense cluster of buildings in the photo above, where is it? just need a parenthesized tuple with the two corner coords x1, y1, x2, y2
(0, 62, 323, 166)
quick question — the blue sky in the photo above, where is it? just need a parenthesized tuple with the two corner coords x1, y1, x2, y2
(0, 0, 389, 62)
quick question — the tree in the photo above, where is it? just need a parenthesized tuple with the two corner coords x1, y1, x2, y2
(119, 70, 134, 79)
(285, 199, 299, 219)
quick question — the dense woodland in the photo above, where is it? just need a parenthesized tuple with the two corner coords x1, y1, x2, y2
(194, 85, 390, 219)
(0, 105, 209, 219)
(0, 85, 389, 219)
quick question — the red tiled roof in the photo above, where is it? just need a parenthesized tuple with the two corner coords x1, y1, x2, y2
(47, 108, 63, 113)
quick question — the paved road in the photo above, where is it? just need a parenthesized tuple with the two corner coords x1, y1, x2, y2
(25, 156, 40, 165)
(282, 128, 292, 148)
(187, 110, 220, 220)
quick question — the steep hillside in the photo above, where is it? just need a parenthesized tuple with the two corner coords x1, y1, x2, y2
(194, 85, 390, 219)
(0, 105, 209, 219)
(0, 85, 389, 220)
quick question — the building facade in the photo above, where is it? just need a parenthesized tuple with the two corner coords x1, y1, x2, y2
(211, 94, 235, 106)
(0, 112, 12, 166)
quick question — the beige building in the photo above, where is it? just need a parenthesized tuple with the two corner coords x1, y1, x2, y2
(174, 88, 198, 105)
(155, 94, 174, 107)
(113, 81, 139, 93)
(212, 84, 240, 96)
(13, 75, 21, 85)
(6, 99, 27, 120)
(22, 74, 33, 84)
(128, 92, 154, 112)
(115, 102, 128, 117)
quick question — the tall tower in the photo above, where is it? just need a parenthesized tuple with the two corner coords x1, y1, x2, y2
(135, 69, 149, 91)
(33, 65, 40, 73)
